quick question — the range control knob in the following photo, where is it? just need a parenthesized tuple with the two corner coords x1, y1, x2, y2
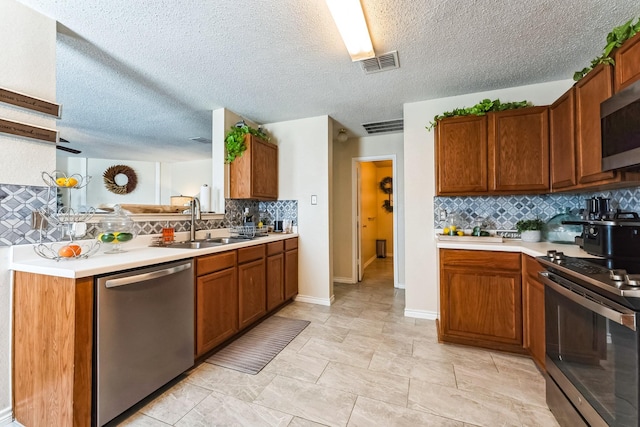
(547, 250, 557, 260)
(625, 274, 640, 287)
(554, 252, 565, 264)
(610, 269, 628, 281)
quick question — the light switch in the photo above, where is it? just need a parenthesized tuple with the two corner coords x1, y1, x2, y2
(311, 195, 317, 205)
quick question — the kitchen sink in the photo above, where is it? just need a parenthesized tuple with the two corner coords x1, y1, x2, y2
(165, 240, 225, 249)
(163, 237, 252, 249)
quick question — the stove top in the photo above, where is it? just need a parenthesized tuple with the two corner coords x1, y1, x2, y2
(538, 251, 640, 301)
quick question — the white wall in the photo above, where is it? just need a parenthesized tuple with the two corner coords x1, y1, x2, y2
(0, 0, 56, 188)
(265, 116, 334, 305)
(165, 159, 212, 207)
(332, 133, 404, 285)
(403, 79, 574, 319)
(212, 108, 259, 213)
(0, 1, 56, 423)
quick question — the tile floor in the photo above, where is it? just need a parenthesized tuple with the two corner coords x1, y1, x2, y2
(114, 258, 560, 427)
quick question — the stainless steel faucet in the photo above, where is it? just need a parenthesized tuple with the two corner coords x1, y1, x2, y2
(189, 197, 201, 241)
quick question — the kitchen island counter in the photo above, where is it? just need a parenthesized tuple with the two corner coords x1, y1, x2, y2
(10, 231, 299, 278)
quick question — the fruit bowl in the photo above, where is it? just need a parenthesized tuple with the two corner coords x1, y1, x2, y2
(34, 240, 101, 261)
(97, 205, 137, 253)
(41, 170, 90, 189)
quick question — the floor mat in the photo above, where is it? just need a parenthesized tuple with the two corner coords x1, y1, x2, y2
(205, 315, 310, 375)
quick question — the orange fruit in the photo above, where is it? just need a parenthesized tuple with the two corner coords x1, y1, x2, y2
(58, 244, 82, 258)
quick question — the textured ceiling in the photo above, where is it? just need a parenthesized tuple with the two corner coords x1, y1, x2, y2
(15, 0, 640, 161)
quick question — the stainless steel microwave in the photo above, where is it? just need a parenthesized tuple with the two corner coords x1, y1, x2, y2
(601, 78, 640, 171)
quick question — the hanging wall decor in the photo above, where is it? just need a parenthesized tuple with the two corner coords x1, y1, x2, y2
(379, 176, 393, 212)
(103, 164, 138, 195)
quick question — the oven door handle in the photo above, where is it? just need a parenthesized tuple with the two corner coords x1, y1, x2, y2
(539, 271, 637, 331)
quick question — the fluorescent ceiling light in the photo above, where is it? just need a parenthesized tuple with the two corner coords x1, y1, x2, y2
(325, 0, 375, 61)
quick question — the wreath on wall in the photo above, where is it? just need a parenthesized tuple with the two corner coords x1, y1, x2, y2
(103, 164, 138, 195)
(379, 176, 393, 213)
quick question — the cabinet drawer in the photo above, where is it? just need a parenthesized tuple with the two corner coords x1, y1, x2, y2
(267, 241, 284, 256)
(440, 249, 520, 271)
(197, 251, 236, 276)
(238, 245, 265, 264)
(285, 237, 298, 251)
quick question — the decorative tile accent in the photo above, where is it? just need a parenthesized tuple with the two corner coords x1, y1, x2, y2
(0, 182, 299, 247)
(226, 199, 298, 226)
(0, 184, 58, 245)
(434, 188, 640, 230)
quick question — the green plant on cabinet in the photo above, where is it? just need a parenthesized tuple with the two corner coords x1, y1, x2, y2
(224, 124, 269, 164)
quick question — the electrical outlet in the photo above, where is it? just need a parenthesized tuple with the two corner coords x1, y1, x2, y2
(439, 210, 447, 221)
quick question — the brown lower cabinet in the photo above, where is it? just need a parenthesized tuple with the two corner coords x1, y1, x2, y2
(522, 255, 546, 369)
(284, 237, 299, 300)
(195, 238, 297, 358)
(238, 245, 267, 330)
(13, 273, 93, 427)
(439, 249, 525, 353)
(266, 241, 285, 311)
(196, 250, 238, 356)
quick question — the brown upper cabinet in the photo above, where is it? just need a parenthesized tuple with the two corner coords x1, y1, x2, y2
(548, 63, 640, 192)
(614, 32, 640, 93)
(230, 134, 278, 200)
(575, 64, 617, 186)
(435, 106, 549, 195)
(550, 88, 577, 190)
(488, 106, 549, 193)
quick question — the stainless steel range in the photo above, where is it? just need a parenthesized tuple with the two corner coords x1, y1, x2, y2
(538, 249, 640, 427)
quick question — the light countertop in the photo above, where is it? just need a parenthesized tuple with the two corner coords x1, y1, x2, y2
(435, 237, 596, 259)
(10, 230, 298, 279)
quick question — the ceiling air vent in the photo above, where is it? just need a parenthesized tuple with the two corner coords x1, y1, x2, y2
(360, 51, 399, 74)
(362, 119, 404, 135)
(189, 137, 211, 144)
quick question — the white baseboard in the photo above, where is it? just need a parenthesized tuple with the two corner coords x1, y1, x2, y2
(333, 276, 356, 284)
(363, 255, 376, 270)
(294, 294, 334, 306)
(404, 309, 438, 320)
(394, 282, 405, 289)
(0, 407, 13, 426)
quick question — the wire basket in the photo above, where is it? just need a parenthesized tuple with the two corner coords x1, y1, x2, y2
(41, 170, 91, 189)
(38, 205, 96, 228)
(34, 240, 101, 261)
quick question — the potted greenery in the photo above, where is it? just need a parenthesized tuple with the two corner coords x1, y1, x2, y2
(516, 218, 545, 243)
(224, 123, 269, 163)
(425, 98, 530, 131)
(573, 17, 640, 81)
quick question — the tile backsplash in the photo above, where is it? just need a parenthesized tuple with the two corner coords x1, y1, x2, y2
(0, 182, 299, 247)
(434, 188, 640, 230)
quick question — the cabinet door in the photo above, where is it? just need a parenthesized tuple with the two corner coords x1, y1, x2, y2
(284, 248, 298, 300)
(550, 88, 577, 190)
(488, 106, 549, 193)
(196, 267, 238, 357)
(575, 64, 616, 185)
(252, 137, 278, 200)
(238, 259, 267, 330)
(266, 253, 285, 311)
(614, 32, 640, 93)
(522, 256, 545, 370)
(435, 115, 488, 195)
(439, 249, 523, 352)
(229, 135, 278, 200)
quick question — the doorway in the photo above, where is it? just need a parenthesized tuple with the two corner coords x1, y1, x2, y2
(353, 156, 398, 287)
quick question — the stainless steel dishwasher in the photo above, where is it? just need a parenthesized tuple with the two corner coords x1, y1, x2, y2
(95, 259, 194, 426)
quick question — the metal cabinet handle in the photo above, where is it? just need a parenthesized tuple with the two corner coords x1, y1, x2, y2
(539, 271, 636, 331)
(105, 263, 192, 288)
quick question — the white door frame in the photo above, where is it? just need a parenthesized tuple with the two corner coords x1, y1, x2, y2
(351, 155, 399, 288)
